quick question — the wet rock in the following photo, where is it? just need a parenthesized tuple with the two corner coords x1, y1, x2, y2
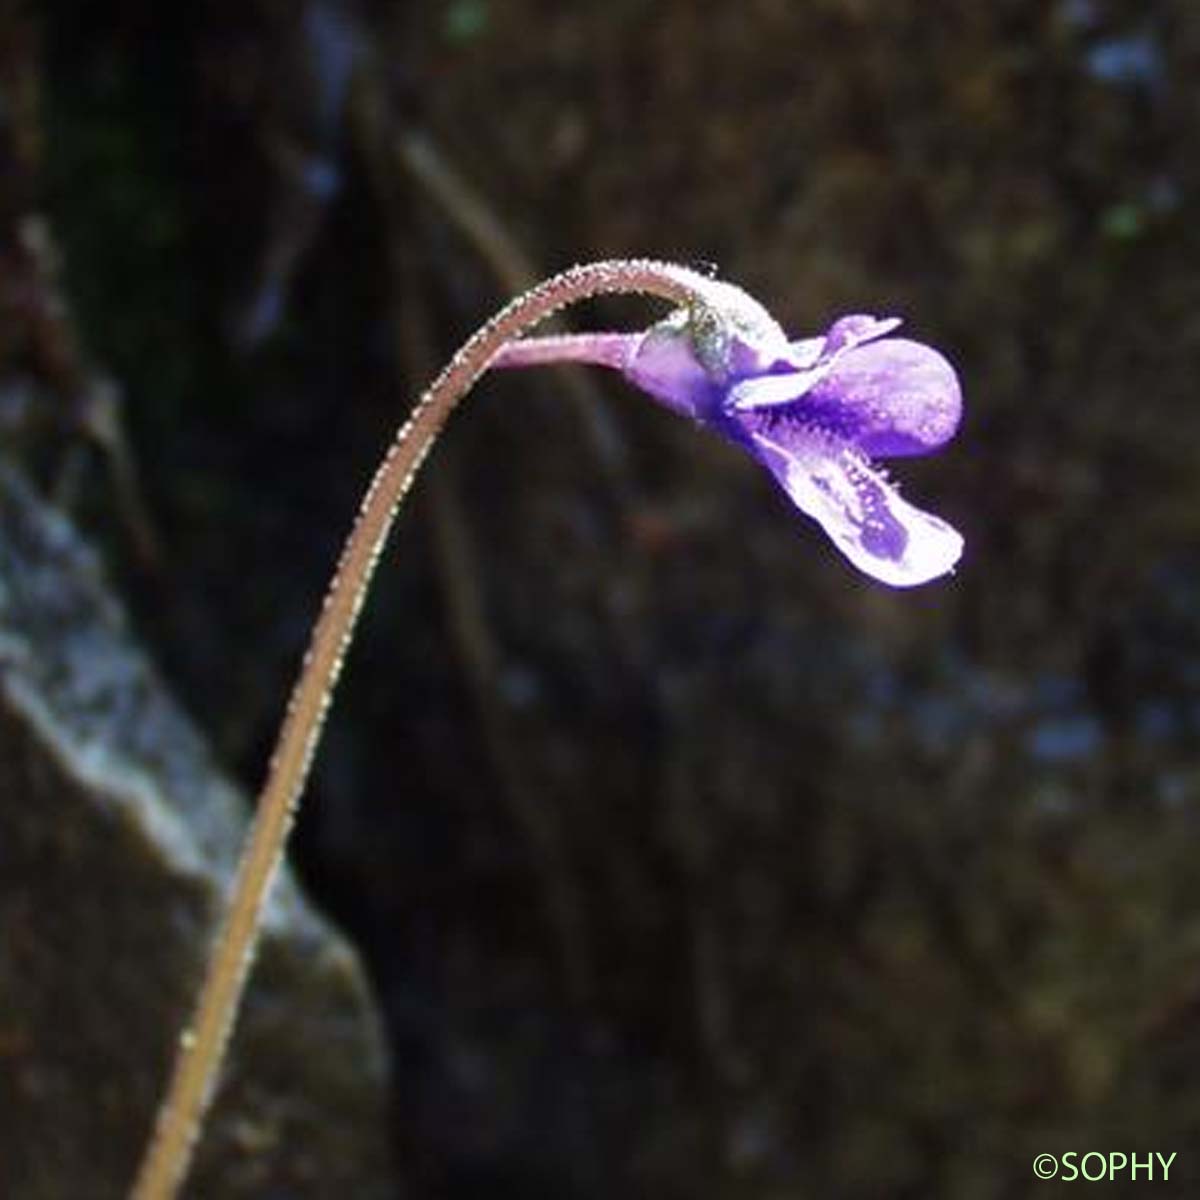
(0, 461, 395, 1198)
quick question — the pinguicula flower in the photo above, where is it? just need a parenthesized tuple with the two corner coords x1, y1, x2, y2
(493, 283, 963, 587)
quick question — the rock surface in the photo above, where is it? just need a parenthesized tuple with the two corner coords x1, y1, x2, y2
(0, 462, 395, 1198)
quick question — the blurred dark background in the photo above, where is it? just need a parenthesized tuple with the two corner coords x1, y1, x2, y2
(5, 0, 1200, 1195)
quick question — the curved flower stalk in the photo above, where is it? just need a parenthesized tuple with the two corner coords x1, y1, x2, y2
(495, 307, 963, 585)
(131, 261, 963, 1200)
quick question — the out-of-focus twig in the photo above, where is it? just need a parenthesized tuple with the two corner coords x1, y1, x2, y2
(0, 2, 163, 575)
(400, 273, 596, 1007)
(395, 131, 536, 296)
(65, 373, 162, 570)
(423, 434, 595, 1008)
(394, 127, 639, 512)
(226, 0, 363, 347)
(388, 112, 678, 712)
(351, 59, 595, 1006)
(661, 691, 745, 1091)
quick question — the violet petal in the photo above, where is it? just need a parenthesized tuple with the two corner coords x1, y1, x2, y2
(623, 323, 718, 419)
(726, 367, 830, 412)
(745, 424, 963, 586)
(821, 314, 903, 358)
(806, 337, 962, 458)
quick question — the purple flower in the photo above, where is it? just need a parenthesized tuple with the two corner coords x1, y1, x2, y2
(494, 289, 963, 587)
(622, 307, 963, 587)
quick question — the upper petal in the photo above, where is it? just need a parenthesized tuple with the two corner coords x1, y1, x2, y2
(744, 423, 963, 587)
(821, 314, 903, 358)
(807, 337, 962, 458)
